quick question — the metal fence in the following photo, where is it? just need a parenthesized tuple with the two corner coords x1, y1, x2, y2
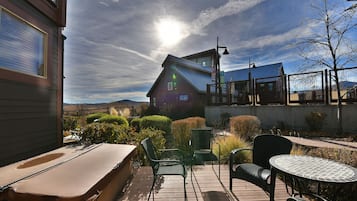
(207, 67, 357, 106)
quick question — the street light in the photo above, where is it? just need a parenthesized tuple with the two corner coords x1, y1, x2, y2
(216, 36, 229, 104)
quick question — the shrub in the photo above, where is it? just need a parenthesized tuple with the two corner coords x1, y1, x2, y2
(212, 135, 251, 164)
(140, 115, 172, 135)
(171, 117, 206, 152)
(97, 115, 129, 127)
(230, 115, 261, 140)
(119, 108, 131, 118)
(63, 116, 78, 131)
(109, 107, 118, 116)
(184, 117, 206, 128)
(86, 113, 107, 124)
(130, 117, 141, 132)
(80, 123, 129, 144)
(305, 111, 326, 131)
(132, 128, 166, 165)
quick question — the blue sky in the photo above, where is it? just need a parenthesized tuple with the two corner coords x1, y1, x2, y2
(63, 0, 356, 103)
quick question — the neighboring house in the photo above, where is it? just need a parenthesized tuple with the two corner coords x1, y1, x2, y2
(147, 49, 217, 119)
(224, 62, 285, 104)
(0, 0, 67, 166)
(148, 48, 286, 117)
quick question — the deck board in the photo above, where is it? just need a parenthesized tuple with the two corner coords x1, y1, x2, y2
(117, 164, 293, 201)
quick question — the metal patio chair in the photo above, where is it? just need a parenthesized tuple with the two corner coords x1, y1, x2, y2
(229, 134, 292, 201)
(141, 137, 187, 200)
(190, 128, 220, 179)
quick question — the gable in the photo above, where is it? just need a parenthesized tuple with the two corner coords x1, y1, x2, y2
(182, 49, 216, 69)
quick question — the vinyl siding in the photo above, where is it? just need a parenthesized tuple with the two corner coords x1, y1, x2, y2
(0, 0, 61, 167)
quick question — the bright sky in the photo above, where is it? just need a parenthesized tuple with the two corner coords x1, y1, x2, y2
(63, 0, 356, 104)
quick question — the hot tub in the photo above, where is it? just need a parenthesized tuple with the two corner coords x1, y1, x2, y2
(0, 143, 136, 201)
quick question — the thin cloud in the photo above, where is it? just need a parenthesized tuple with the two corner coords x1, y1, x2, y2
(78, 36, 159, 64)
(99, 2, 109, 7)
(190, 0, 266, 35)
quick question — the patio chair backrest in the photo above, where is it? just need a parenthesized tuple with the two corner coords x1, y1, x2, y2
(141, 138, 159, 170)
(252, 134, 292, 169)
(191, 128, 213, 151)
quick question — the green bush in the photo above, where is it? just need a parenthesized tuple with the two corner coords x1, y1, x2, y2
(305, 111, 326, 131)
(133, 128, 166, 165)
(86, 113, 107, 124)
(140, 115, 172, 135)
(80, 123, 129, 144)
(230, 115, 261, 140)
(130, 117, 141, 132)
(212, 135, 251, 164)
(63, 116, 78, 131)
(98, 115, 129, 127)
(171, 117, 206, 152)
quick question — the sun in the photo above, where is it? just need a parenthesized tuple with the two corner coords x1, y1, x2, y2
(155, 18, 186, 46)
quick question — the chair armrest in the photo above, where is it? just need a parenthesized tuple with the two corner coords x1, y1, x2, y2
(229, 148, 252, 171)
(152, 159, 185, 167)
(158, 148, 185, 160)
(230, 148, 252, 157)
(158, 148, 182, 153)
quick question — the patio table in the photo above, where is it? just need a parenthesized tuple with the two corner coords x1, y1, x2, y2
(269, 154, 357, 200)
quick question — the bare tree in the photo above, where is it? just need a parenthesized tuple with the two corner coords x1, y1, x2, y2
(299, 0, 356, 135)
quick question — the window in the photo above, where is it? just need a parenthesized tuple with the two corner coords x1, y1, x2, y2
(168, 82, 173, 91)
(0, 7, 47, 78)
(168, 73, 177, 91)
(179, 94, 189, 101)
(152, 97, 156, 107)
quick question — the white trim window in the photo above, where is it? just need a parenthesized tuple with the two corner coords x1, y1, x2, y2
(0, 7, 48, 78)
(179, 94, 189, 101)
(168, 81, 173, 91)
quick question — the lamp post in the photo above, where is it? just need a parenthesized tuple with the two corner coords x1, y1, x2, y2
(215, 37, 229, 104)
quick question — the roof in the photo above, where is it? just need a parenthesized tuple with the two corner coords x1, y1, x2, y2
(174, 65, 212, 93)
(224, 62, 284, 82)
(162, 54, 211, 73)
(182, 49, 217, 60)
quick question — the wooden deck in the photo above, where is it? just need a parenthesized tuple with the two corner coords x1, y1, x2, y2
(116, 164, 292, 201)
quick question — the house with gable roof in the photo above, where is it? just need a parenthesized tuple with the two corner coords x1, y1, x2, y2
(147, 50, 216, 119)
(147, 49, 286, 119)
(224, 62, 286, 105)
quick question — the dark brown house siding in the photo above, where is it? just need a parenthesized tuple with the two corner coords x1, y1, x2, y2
(0, 0, 66, 166)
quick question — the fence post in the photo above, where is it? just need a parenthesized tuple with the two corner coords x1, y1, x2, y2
(325, 69, 329, 105)
(284, 74, 288, 105)
(207, 84, 211, 105)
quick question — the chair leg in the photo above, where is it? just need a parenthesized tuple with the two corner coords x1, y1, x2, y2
(148, 175, 156, 201)
(270, 169, 277, 201)
(229, 177, 232, 191)
(190, 162, 193, 181)
(184, 176, 187, 200)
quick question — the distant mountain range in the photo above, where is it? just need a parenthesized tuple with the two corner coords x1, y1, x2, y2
(63, 99, 149, 116)
(333, 81, 357, 90)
